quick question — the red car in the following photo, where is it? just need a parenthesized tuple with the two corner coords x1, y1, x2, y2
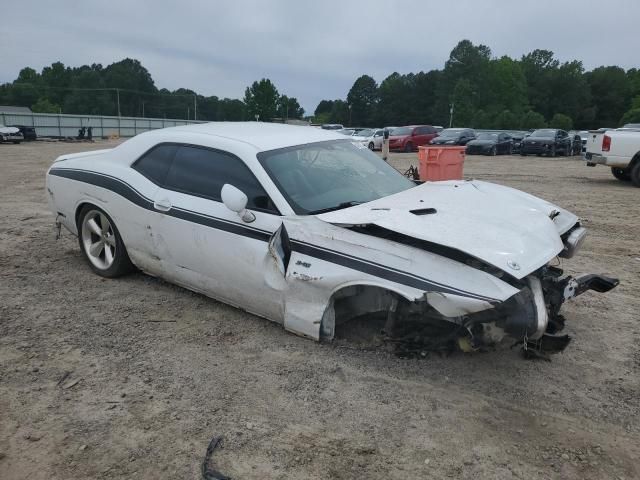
(388, 125, 439, 152)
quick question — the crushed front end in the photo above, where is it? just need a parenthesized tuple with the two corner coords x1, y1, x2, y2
(384, 265, 618, 359)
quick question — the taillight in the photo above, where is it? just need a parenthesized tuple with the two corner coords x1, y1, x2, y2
(602, 135, 611, 152)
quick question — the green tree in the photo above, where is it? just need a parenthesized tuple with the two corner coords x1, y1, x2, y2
(521, 111, 547, 129)
(328, 99, 350, 125)
(346, 75, 378, 126)
(520, 49, 558, 119)
(620, 108, 640, 125)
(493, 110, 520, 129)
(586, 66, 631, 127)
(31, 97, 60, 113)
(471, 109, 491, 129)
(244, 78, 279, 121)
(314, 100, 334, 116)
(218, 98, 247, 121)
(549, 113, 573, 130)
(277, 95, 304, 120)
(451, 79, 475, 126)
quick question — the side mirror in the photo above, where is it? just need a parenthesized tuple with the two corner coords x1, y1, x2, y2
(221, 184, 256, 223)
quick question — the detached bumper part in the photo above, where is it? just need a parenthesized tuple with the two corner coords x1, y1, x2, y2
(559, 227, 587, 259)
(475, 270, 619, 356)
(563, 274, 619, 299)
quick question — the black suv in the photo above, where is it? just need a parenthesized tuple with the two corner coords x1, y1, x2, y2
(11, 125, 37, 141)
(520, 129, 571, 157)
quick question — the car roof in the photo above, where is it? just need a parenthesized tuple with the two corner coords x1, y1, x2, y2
(165, 122, 345, 152)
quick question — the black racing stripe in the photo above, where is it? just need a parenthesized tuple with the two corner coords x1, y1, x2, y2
(49, 167, 497, 301)
(170, 207, 271, 242)
(291, 240, 496, 301)
(49, 168, 153, 210)
(50, 168, 272, 242)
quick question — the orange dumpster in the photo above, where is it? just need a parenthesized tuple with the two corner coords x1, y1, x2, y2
(417, 146, 466, 181)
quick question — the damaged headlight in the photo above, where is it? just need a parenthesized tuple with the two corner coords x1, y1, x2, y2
(560, 226, 587, 259)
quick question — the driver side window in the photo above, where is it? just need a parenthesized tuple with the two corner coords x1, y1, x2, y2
(163, 145, 279, 214)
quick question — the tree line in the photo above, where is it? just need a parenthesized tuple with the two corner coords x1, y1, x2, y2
(0, 58, 304, 122)
(315, 40, 640, 130)
(2, 41, 639, 129)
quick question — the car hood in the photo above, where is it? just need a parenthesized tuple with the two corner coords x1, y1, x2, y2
(316, 180, 578, 279)
(467, 140, 495, 147)
(0, 126, 20, 134)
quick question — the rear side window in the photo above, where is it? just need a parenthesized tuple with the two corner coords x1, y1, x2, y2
(164, 145, 277, 213)
(133, 144, 178, 185)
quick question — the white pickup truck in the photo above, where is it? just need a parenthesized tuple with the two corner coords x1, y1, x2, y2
(585, 126, 640, 186)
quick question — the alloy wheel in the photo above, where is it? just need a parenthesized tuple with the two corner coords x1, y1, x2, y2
(81, 210, 117, 270)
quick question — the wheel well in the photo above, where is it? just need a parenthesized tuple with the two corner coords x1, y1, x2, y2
(75, 202, 94, 228)
(319, 284, 405, 340)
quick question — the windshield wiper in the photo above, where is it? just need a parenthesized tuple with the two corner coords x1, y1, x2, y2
(308, 201, 363, 215)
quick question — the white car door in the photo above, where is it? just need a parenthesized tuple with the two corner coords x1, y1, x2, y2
(145, 144, 285, 321)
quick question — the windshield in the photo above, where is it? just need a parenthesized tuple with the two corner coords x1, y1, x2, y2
(439, 129, 464, 138)
(390, 127, 412, 136)
(357, 128, 374, 137)
(476, 133, 498, 140)
(530, 129, 556, 137)
(258, 140, 415, 215)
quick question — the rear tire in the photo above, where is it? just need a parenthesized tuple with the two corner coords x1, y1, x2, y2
(404, 142, 413, 153)
(630, 162, 640, 187)
(77, 205, 134, 278)
(549, 146, 556, 157)
(611, 167, 630, 181)
(489, 146, 497, 156)
(368, 142, 374, 150)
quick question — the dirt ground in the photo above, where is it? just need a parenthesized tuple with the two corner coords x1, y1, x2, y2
(1, 139, 639, 480)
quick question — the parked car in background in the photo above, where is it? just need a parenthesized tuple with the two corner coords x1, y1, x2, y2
(466, 132, 513, 155)
(0, 125, 24, 144)
(337, 128, 357, 136)
(585, 128, 640, 185)
(520, 129, 571, 157)
(353, 128, 384, 150)
(508, 131, 527, 154)
(577, 130, 589, 153)
(321, 124, 343, 130)
(429, 128, 475, 145)
(433, 126, 444, 132)
(567, 131, 583, 155)
(620, 123, 640, 130)
(10, 125, 37, 141)
(388, 125, 438, 152)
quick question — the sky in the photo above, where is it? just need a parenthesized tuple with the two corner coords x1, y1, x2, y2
(1, 0, 639, 114)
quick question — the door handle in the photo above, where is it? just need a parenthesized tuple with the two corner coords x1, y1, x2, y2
(154, 199, 172, 212)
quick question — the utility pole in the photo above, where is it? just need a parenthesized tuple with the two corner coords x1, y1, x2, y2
(194, 94, 197, 121)
(449, 103, 454, 128)
(116, 88, 121, 117)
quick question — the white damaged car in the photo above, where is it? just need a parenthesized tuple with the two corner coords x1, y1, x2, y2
(46, 123, 618, 356)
